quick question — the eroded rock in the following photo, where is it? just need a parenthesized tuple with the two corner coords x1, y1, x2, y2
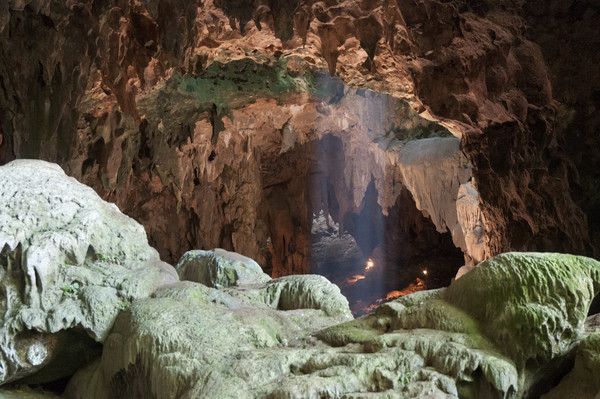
(176, 248, 270, 288)
(315, 252, 600, 398)
(2, 0, 591, 279)
(444, 252, 600, 368)
(65, 260, 353, 399)
(0, 160, 177, 384)
(66, 251, 600, 398)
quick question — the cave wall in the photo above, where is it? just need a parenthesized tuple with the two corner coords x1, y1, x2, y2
(0, 0, 596, 275)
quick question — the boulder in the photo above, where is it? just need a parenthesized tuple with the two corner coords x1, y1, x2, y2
(176, 248, 270, 288)
(444, 252, 600, 368)
(0, 160, 178, 384)
(264, 274, 353, 319)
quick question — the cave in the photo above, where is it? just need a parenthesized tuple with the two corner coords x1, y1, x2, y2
(0, 0, 599, 398)
(307, 135, 464, 316)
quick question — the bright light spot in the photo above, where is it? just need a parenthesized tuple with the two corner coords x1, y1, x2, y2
(366, 258, 375, 270)
(422, 269, 428, 275)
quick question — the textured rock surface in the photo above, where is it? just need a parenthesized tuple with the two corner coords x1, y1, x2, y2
(456, 181, 486, 264)
(265, 275, 353, 319)
(541, 332, 600, 399)
(0, 160, 176, 384)
(316, 252, 600, 397)
(0, 0, 594, 275)
(0, 387, 59, 398)
(395, 137, 475, 258)
(64, 273, 353, 398)
(444, 253, 600, 368)
(176, 248, 270, 288)
(65, 252, 600, 398)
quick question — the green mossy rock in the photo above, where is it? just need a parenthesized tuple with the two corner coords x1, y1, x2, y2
(64, 278, 352, 399)
(66, 252, 600, 398)
(444, 252, 600, 367)
(264, 274, 353, 319)
(315, 252, 600, 398)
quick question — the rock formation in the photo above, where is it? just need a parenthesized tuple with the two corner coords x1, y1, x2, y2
(0, 160, 177, 385)
(0, 163, 598, 397)
(0, 0, 595, 280)
(541, 332, 600, 399)
(63, 251, 600, 398)
(65, 248, 353, 399)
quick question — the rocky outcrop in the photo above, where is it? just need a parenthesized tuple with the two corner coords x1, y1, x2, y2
(64, 259, 353, 399)
(395, 137, 482, 261)
(444, 253, 600, 369)
(0, 160, 177, 385)
(516, 0, 600, 257)
(0, 0, 594, 277)
(64, 251, 600, 398)
(317, 252, 600, 398)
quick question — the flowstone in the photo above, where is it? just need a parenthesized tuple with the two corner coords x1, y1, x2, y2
(0, 160, 177, 385)
(65, 251, 600, 398)
(315, 252, 600, 398)
(64, 274, 354, 398)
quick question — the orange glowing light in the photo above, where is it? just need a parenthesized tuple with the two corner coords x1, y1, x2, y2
(422, 269, 428, 275)
(346, 275, 366, 284)
(366, 259, 375, 270)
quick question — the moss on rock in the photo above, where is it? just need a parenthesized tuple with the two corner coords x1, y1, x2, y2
(444, 252, 600, 367)
(66, 252, 600, 398)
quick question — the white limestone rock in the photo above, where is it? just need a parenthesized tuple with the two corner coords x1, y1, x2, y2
(396, 137, 471, 251)
(176, 248, 270, 288)
(0, 160, 177, 384)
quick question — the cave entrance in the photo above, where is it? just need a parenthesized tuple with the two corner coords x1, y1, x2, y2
(309, 191, 464, 316)
(308, 135, 464, 316)
(252, 78, 470, 316)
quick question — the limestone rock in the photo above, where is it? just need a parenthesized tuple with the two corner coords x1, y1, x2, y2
(64, 251, 599, 399)
(0, 0, 595, 284)
(176, 248, 270, 288)
(454, 265, 474, 280)
(0, 160, 177, 384)
(265, 275, 353, 319)
(65, 276, 353, 399)
(444, 252, 600, 367)
(456, 181, 486, 265)
(395, 137, 473, 254)
(540, 332, 600, 399)
(315, 252, 600, 398)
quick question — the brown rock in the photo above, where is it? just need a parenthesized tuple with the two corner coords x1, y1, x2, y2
(0, 0, 595, 278)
